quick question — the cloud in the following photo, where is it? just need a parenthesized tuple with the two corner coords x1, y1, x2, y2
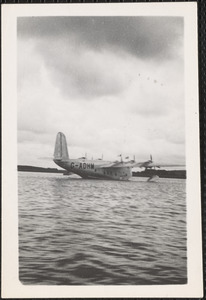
(17, 16, 185, 167)
(18, 17, 184, 101)
(18, 17, 183, 61)
(36, 40, 132, 99)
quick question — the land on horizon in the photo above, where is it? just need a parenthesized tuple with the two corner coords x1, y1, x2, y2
(18, 165, 186, 179)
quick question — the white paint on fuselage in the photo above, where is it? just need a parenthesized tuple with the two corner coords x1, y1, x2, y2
(54, 158, 132, 180)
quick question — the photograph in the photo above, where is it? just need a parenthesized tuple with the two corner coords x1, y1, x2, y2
(2, 2, 203, 298)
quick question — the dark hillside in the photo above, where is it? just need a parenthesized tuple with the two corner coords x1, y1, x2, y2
(18, 165, 64, 173)
(132, 169, 186, 179)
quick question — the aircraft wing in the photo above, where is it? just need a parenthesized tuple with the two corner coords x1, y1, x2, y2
(97, 161, 185, 169)
(121, 162, 185, 169)
(98, 161, 144, 168)
(98, 162, 125, 168)
(152, 163, 185, 168)
(136, 162, 185, 168)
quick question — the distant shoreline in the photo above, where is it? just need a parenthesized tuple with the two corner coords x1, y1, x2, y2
(18, 165, 64, 173)
(132, 170, 186, 179)
(18, 165, 186, 179)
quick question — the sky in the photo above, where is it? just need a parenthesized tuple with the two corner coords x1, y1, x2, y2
(17, 16, 185, 168)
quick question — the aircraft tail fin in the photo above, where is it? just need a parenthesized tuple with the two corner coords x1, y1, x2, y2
(54, 132, 69, 161)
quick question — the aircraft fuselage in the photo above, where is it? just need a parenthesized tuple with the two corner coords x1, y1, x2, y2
(54, 158, 132, 180)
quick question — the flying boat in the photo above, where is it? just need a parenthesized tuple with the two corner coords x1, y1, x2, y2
(53, 132, 183, 181)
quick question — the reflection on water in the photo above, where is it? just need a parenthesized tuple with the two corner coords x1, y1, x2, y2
(18, 172, 187, 285)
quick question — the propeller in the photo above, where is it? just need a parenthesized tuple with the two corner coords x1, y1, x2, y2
(140, 154, 154, 169)
(148, 155, 160, 168)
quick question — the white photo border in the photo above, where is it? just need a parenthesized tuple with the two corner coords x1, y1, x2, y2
(2, 2, 203, 298)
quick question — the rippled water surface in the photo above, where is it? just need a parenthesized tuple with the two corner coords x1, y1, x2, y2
(18, 172, 187, 285)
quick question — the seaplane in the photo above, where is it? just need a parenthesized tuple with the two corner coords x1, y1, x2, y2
(53, 132, 182, 181)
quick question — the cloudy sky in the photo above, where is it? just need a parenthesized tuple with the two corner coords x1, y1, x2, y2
(17, 16, 184, 168)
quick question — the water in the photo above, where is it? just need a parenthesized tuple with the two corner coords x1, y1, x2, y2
(18, 172, 187, 285)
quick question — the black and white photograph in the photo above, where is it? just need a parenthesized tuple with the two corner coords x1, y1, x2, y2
(2, 3, 203, 298)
